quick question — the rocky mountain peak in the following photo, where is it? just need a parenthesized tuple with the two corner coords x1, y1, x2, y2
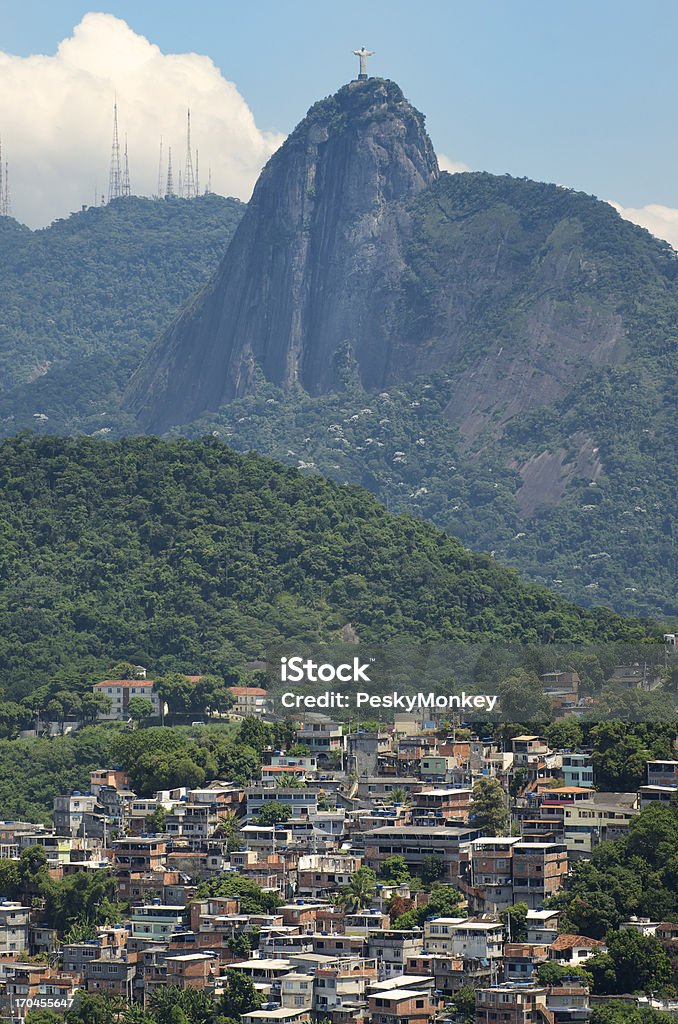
(127, 79, 439, 430)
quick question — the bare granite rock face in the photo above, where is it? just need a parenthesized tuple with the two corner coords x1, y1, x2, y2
(127, 77, 666, 439)
(128, 79, 439, 431)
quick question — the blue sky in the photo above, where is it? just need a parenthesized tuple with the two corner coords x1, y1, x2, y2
(3, 1, 678, 228)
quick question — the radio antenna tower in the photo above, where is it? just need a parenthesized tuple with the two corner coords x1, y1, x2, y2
(122, 134, 131, 197)
(157, 137, 164, 198)
(184, 108, 196, 199)
(0, 138, 10, 218)
(5, 161, 11, 218)
(108, 100, 123, 202)
(178, 169, 183, 198)
(195, 150, 200, 196)
(165, 146, 175, 197)
(207, 166, 212, 195)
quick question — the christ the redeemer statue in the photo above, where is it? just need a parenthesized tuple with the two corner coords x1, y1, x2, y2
(353, 47, 375, 80)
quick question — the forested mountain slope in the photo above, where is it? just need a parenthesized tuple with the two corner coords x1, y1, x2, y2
(123, 81, 678, 618)
(0, 194, 243, 435)
(0, 435, 652, 699)
(2, 81, 677, 619)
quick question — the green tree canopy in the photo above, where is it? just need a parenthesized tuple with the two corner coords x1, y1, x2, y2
(471, 777, 509, 834)
(421, 853, 446, 887)
(195, 873, 283, 914)
(340, 867, 377, 912)
(499, 669, 553, 723)
(127, 697, 155, 725)
(500, 902, 529, 942)
(219, 971, 261, 1019)
(378, 855, 411, 884)
(588, 930, 674, 996)
(254, 803, 292, 826)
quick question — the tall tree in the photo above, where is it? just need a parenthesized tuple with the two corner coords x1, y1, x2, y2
(127, 697, 155, 726)
(498, 669, 552, 723)
(341, 867, 377, 911)
(219, 971, 261, 1019)
(421, 854, 446, 887)
(500, 902, 528, 942)
(378, 855, 411, 884)
(471, 777, 508, 834)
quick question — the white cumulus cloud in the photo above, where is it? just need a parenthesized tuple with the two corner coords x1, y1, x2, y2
(438, 154, 471, 174)
(0, 13, 285, 227)
(608, 200, 678, 251)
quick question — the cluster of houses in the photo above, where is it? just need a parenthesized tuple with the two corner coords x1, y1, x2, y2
(91, 677, 272, 722)
(0, 668, 677, 1023)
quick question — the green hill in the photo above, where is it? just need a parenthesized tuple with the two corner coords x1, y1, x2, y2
(179, 351, 678, 620)
(0, 194, 243, 436)
(172, 169, 678, 619)
(1, 89, 676, 621)
(0, 434, 652, 700)
(119, 81, 678, 620)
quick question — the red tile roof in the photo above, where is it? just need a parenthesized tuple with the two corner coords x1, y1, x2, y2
(550, 934, 605, 951)
(94, 675, 203, 688)
(94, 679, 154, 688)
(547, 787, 591, 794)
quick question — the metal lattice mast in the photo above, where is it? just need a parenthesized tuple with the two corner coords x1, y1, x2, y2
(165, 146, 175, 198)
(4, 161, 10, 217)
(108, 100, 123, 202)
(195, 149, 200, 196)
(0, 138, 9, 218)
(157, 137, 164, 198)
(122, 134, 131, 197)
(184, 108, 196, 199)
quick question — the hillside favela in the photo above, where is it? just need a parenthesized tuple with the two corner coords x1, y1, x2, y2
(0, 12, 678, 1024)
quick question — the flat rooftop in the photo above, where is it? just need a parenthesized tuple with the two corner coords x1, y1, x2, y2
(365, 826, 475, 837)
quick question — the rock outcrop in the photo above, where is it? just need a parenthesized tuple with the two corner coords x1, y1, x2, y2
(128, 79, 439, 430)
(127, 78, 674, 441)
